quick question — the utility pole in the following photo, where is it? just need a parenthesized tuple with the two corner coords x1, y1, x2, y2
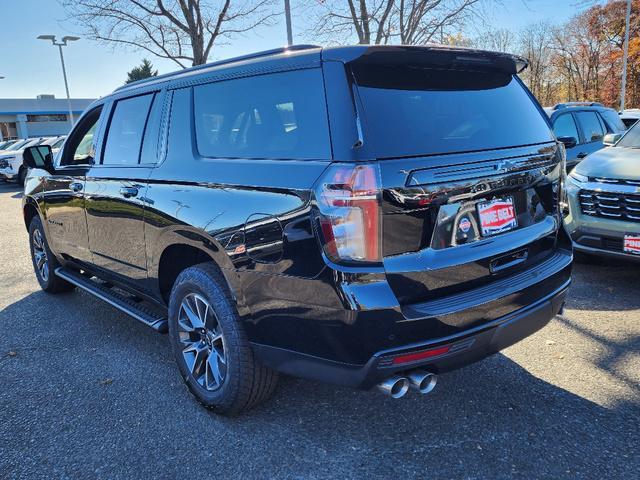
(284, 0, 293, 46)
(37, 35, 80, 129)
(620, 0, 632, 111)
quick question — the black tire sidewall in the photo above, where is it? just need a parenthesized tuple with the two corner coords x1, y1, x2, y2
(28, 216, 53, 291)
(168, 266, 245, 411)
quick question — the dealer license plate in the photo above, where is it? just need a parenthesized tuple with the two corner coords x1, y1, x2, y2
(477, 197, 518, 237)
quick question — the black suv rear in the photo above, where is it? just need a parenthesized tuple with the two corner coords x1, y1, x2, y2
(22, 45, 571, 414)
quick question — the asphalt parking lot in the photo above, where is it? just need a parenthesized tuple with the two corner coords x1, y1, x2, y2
(0, 181, 638, 480)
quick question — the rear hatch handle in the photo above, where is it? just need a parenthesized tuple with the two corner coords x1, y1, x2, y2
(490, 248, 529, 274)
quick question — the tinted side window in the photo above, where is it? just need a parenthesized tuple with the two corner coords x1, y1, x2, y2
(193, 69, 331, 160)
(576, 111, 604, 142)
(140, 92, 165, 164)
(552, 114, 579, 140)
(102, 93, 155, 165)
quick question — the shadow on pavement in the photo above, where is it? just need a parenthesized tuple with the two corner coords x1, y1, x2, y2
(1, 288, 638, 479)
(568, 260, 640, 312)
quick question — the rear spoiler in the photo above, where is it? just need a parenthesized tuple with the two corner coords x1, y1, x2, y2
(322, 45, 528, 74)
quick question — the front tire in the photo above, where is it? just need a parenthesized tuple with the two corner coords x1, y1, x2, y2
(28, 216, 74, 293)
(168, 263, 278, 415)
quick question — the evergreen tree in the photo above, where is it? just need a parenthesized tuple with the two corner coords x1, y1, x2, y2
(125, 59, 158, 84)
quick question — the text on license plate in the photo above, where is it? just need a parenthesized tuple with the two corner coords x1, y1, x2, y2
(624, 235, 640, 255)
(477, 197, 517, 236)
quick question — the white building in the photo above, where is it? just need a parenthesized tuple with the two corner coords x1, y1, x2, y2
(0, 95, 95, 140)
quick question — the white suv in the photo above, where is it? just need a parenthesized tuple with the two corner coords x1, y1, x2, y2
(0, 136, 66, 186)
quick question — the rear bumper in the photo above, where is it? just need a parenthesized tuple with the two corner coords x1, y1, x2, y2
(252, 280, 569, 389)
(573, 240, 640, 262)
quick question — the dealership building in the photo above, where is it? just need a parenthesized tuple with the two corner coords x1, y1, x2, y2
(0, 95, 95, 140)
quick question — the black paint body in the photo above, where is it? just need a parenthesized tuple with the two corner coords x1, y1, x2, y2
(23, 45, 572, 389)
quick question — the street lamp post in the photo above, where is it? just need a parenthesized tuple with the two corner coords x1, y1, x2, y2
(284, 0, 293, 46)
(620, 0, 632, 112)
(37, 35, 79, 129)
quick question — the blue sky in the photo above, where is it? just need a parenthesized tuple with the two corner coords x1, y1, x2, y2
(0, 0, 595, 99)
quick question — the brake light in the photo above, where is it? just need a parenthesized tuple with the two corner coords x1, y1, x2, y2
(315, 163, 382, 263)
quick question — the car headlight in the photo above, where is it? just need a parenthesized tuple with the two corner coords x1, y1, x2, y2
(0, 156, 14, 168)
(569, 171, 588, 183)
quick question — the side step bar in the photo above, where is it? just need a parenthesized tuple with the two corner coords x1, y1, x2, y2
(54, 267, 168, 333)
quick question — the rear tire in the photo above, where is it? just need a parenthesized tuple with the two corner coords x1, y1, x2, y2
(28, 216, 74, 293)
(168, 262, 278, 415)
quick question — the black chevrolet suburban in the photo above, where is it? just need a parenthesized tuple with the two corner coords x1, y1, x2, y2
(22, 45, 572, 414)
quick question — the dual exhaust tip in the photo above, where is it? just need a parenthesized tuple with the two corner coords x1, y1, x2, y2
(376, 371, 437, 399)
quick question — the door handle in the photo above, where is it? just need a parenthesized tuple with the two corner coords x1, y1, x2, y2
(69, 182, 83, 192)
(577, 152, 588, 159)
(119, 186, 139, 198)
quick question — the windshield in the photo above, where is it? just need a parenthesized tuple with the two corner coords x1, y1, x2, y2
(20, 138, 42, 149)
(5, 139, 29, 151)
(617, 121, 640, 148)
(352, 64, 553, 158)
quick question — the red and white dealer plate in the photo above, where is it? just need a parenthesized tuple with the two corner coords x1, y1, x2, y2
(477, 197, 518, 237)
(623, 235, 640, 255)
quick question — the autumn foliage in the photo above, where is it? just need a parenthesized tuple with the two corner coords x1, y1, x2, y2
(520, 0, 639, 108)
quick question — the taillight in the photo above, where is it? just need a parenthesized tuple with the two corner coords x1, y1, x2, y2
(315, 163, 382, 264)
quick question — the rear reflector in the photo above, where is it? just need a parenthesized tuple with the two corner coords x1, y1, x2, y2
(391, 346, 451, 365)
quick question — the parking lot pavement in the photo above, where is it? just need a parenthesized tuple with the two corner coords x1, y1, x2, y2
(0, 181, 638, 480)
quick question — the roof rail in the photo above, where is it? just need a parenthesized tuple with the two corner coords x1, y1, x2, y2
(114, 44, 321, 92)
(552, 102, 604, 110)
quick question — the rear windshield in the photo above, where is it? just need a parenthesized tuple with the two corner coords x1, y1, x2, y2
(352, 64, 553, 158)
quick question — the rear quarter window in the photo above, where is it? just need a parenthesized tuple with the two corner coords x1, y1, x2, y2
(352, 64, 553, 158)
(193, 69, 331, 160)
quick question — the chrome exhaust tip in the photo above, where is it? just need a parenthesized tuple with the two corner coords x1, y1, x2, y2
(376, 375, 410, 399)
(407, 370, 437, 395)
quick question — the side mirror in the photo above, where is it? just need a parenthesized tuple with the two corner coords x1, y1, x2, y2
(557, 136, 577, 149)
(603, 133, 622, 146)
(23, 145, 53, 171)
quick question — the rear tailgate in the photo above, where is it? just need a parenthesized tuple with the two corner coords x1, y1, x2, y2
(380, 143, 563, 307)
(348, 47, 568, 325)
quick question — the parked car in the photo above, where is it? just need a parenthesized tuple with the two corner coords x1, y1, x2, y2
(0, 138, 44, 182)
(544, 102, 627, 171)
(565, 120, 640, 261)
(619, 109, 640, 129)
(0, 139, 20, 150)
(0, 136, 66, 186)
(22, 45, 572, 414)
(0, 138, 33, 154)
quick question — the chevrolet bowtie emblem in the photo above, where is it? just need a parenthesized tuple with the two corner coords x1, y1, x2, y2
(496, 160, 517, 172)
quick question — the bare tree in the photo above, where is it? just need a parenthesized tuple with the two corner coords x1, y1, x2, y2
(518, 22, 555, 104)
(63, 0, 277, 68)
(311, 0, 484, 45)
(395, 0, 482, 45)
(311, 0, 394, 44)
(473, 28, 515, 52)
